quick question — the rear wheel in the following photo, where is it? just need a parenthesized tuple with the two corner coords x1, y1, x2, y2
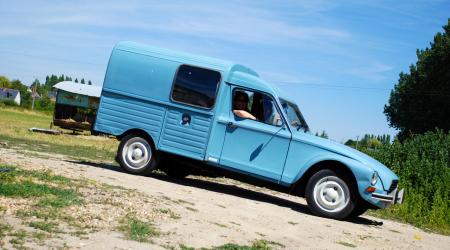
(305, 169, 356, 220)
(117, 134, 157, 175)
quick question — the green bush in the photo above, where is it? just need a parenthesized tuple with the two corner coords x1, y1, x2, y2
(367, 130, 450, 234)
(0, 99, 19, 107)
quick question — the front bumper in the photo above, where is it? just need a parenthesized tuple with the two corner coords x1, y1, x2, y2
(371, 188, 404, 206)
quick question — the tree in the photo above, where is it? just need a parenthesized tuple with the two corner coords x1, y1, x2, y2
(80, 78, 85, 84)
(9, 79, 31, 107)
(75, 78, 78, 83)
(0, 76, 11, 88)
(320, 131, 328, 139)
(88, 80, 92, 85)
(344, 139, 356, 148)
(384, 19, 450, 140)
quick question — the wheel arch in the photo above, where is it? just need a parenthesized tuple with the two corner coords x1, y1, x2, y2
(117, 128, 157, 150)
(291, 160, 359, 198)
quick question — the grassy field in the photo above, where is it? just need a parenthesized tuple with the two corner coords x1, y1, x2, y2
(0, 107, 118, 162)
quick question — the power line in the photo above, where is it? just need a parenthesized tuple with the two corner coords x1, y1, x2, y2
(273, 81, 450, 96)
(275, 81, 389, 91)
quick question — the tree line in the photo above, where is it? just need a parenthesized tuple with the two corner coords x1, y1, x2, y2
(0, 74, 93, 111)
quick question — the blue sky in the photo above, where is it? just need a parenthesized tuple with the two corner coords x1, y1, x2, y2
(0, 0, 449, 142)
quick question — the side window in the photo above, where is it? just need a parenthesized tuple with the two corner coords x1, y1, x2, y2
(232, 89, 282, 127)
(171, 65, 221, 108)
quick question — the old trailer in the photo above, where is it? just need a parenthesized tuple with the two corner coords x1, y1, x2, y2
(53, 81, 101, 133)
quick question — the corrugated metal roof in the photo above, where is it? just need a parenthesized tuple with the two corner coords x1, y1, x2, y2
(53, 81, 102, 97)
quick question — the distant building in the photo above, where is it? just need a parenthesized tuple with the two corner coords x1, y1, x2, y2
(0, 88, 21, 105)
(31, 92, 41, 100)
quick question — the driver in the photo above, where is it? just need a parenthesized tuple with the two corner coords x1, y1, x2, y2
(232, 91, 256, 120)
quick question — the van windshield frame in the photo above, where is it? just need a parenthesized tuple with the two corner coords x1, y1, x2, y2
(279, 98, 309, 132)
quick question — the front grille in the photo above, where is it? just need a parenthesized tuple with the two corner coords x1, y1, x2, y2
(388, 180, 398, 193)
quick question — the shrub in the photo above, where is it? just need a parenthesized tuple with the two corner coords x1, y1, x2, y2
(367, 130, 450, 234)
(0, 99, 19, 107)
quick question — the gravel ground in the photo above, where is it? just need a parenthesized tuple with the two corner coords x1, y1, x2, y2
(0, 147, 449, 250)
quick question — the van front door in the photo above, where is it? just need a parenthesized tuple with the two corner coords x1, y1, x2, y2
(219, 88, 291, 182)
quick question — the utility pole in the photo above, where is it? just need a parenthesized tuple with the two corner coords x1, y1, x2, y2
(31, 82, 36, 110)
(356, 136, 359, 150)
(31, 76, 39, 110)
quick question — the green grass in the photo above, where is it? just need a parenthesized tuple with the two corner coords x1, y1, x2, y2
(29, 221, 57, 233)
(180, 239, 283, 250)
(118, 215, 160, 242)
(0, 166, 81, 208)
(0, 107, 118, 162)
(201, 239, 280, 250)
(0, 223, 12, 238)
(16, 209, 60, 221)
(0, 165, 85, 244)
(0, 133, 116, 162)
(9, 229, 27, 247)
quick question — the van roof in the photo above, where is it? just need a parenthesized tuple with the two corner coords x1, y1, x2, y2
(114, 41, 278, 96)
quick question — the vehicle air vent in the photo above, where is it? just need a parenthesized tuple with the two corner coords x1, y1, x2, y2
(388, 180, 398, 193)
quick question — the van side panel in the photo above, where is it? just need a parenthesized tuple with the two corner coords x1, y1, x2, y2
(158, 108, 212, 160)
(103, 49, 178, 101)
(95, 91, 165, 144)
(96, 45, 218, 160)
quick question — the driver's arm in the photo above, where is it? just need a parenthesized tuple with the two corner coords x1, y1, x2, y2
(233, 110, 257, 120)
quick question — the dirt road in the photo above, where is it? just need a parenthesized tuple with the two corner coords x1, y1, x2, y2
(0, 147, 449, 249)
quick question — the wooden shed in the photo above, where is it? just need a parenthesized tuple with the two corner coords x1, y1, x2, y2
(53, 81, 101, 132)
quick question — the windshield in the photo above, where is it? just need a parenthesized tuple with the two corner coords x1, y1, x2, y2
(279, 99, 309, 132)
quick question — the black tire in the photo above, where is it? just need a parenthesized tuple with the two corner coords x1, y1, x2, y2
(117, 134, 158, 175)
(305, 169, 356, 220)
(159, 156, 190, 178)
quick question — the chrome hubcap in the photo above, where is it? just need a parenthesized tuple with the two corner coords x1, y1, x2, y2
(313, 177, 349, 213)
(122, 137, 152, 170)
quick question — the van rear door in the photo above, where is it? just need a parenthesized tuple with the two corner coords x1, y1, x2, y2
(158, 65, 221, 160)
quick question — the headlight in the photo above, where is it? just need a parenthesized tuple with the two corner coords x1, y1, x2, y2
(370, 171, 378, 185)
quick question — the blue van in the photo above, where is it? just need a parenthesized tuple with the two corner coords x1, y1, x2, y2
(94, 41, 404, 219)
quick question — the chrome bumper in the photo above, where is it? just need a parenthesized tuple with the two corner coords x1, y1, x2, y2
(372, 188, 404, 205)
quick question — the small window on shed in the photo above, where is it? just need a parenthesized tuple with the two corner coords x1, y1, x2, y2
(171, 65, 221, 108)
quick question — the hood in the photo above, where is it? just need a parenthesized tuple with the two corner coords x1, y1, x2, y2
(293, 132, 398, 190)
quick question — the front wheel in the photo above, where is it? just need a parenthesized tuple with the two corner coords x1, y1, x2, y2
(305, 169, 356, 220)
(117, 134, 157, 175)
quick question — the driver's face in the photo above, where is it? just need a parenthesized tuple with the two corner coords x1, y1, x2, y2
(234, 97, 247, 110)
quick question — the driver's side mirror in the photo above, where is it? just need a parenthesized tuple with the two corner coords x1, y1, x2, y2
(275, 117, 283, 126)
(273, 114, 283, 127)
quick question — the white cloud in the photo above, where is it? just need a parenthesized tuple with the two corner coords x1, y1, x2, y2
(1, 1, 350, 46)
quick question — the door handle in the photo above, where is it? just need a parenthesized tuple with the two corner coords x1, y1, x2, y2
(227, 122, 237, 129)
(181, 113, 191, 125)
